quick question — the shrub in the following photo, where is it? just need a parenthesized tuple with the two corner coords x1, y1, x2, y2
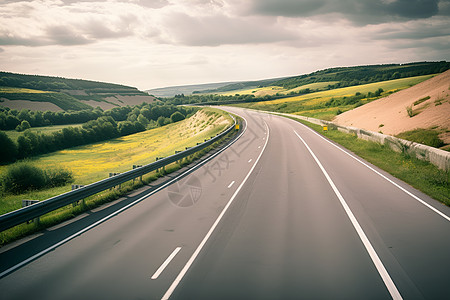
(406, 105, 414, 117)
(45, 167, 74, 187)
(2, 162, 47, 193)
(0, 131, 18, 164)
(1, 162, 73, 194)
(170, 111, 185, 123)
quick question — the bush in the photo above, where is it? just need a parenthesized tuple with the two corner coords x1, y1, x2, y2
(170, 111, 185, 123)
(1, 162, 73, 194)
(2, 162, 47, 193)
(0, 131, 17, 164)
(45, 167, 74, 187)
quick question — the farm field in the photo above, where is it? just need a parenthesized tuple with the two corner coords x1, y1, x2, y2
(3, 124, 83, 141)
(218, 81, 339, 97)
(232, 74, 435, 120)
(0, 108, 232, 215)
(0, 87, 51, 94)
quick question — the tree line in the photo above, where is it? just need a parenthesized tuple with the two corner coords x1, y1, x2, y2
(0, 103, 196, 164)
(0, 71, 141, 93)
(0, 103, 193, 131)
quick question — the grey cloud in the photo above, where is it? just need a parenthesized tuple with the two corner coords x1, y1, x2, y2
(0, 31, 48, 46)
(46, 26, 93, 45)
(132, 0, 170, 9)
(250, 0, 443, 24)
(162, 13, 297, 46)
(59, 0, 170, 9)
(83, 18, 134, 39)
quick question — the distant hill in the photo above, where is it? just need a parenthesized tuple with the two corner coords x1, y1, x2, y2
(182, 61, 450, 96)
(146, 82, 239, 97)
(0, 72, 156, 111)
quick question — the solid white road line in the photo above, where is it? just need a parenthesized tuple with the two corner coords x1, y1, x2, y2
(294, 130, 403, 300)
(151, 247, 182, 280)
(294, 120, 450, 222)
(0, 117, 248, 280)
(161, 121, 270, 300)
(227, 181, 235, 189)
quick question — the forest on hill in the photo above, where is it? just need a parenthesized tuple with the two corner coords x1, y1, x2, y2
(0, 71, 141, 93)
(0, 72, 153, 111)
(195, 61, 450, 94)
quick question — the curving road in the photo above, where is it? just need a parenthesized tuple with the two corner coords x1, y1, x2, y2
(1, 107, 450, 299)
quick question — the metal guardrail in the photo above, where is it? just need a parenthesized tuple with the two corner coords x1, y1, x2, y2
(0, 118, 238, 232)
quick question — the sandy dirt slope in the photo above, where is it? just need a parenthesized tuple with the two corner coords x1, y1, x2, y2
(334, 70, 450, 143)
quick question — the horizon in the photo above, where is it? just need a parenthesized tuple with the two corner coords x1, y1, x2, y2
(1, 1, 449, 90)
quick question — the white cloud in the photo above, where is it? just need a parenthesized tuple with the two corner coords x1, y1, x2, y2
(0, 0, 448, 90)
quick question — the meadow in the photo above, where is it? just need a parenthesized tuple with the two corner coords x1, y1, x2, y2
(218, 81, 340, 97)
(0, 108, 232, 215)
(232, 74, 435, 120)
(4, 124, 83, 141)
(0, 87, 51, 93)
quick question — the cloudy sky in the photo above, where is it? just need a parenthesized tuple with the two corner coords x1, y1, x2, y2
(1, 0, 449, 90)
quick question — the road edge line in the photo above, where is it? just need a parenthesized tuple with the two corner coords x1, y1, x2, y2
(294, 130, 402, 300)
(0, 117, 247, 279)
(276, 112, 450, 222)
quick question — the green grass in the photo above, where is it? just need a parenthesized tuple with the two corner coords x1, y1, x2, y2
(0, 108, 232, 213)
(0, 87, 50, 93)
(232, 74, 435, 119)
(0, 110, 237, 245)
(3, 124, 83, 141)
(396, 129, 445, 148)
(286, 117, 449, 206)
(414, 96, 430, 106)
(284, 81, 339, 93)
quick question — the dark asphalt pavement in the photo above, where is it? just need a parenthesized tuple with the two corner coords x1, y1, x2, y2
(1, 107, 449, 300)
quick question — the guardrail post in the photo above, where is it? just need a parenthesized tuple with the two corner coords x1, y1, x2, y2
(71, 185, 86, 207)
(132, 165, 143, 183)
(22, 200, 40, 225)
(109, 172, 121, 189)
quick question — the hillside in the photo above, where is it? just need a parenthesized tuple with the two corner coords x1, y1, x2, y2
(147, 81, 238, 97)
(0, 72, 156, 111)
(334, 70, 450, 146)
(193, 61, 449, 95)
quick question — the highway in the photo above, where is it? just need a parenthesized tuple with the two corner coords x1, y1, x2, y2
(1, 107, 450, 299)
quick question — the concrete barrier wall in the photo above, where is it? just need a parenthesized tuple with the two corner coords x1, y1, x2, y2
(273, 112, 450, 171)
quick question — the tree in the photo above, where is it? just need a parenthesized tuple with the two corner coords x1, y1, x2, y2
(16, 120, 31, 132)
(170, 111, 185, 123)
(0, 131, 17, 163)
(137, 114, 150, 126)
(5, 115, 20, 130)
(17, 136, 32, 158)
(157, 116, 169, 127)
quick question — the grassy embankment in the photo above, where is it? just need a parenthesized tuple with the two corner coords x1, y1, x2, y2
(0, 108, 233, 245)
(286, 116, 449, 206)
(219, 81, 339, 97)
(232, 75, 434, 120)
(3, 124, 83, 141)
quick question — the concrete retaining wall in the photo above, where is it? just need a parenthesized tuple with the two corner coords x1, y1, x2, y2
(274, 112, 450, 171)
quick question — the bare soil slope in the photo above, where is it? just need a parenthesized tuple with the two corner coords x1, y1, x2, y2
(334, 70, 450, 143)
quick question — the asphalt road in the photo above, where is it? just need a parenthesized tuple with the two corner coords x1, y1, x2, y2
(1, 107, 449, 300)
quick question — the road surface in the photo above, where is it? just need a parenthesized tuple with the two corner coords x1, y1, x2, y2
(1, 107, 449, 299)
